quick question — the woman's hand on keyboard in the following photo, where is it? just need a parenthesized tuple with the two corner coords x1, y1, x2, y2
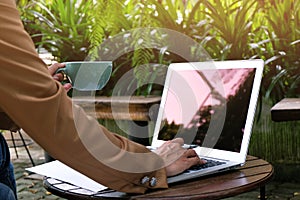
(154, 138, 207, 177)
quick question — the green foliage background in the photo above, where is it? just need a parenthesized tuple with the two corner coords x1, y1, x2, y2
(18, 0, 300, 102)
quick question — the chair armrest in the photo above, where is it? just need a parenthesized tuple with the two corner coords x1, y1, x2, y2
(0, 112, 20, 131)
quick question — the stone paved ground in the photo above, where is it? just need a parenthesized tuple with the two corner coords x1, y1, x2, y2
(3, 130, 300, 200)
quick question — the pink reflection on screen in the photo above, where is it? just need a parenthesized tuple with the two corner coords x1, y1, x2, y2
(163, 68, 253, 127)
(164, 70, 211, 127)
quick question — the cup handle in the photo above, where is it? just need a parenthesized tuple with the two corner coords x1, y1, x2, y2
(55, 68, 72, 84)
(55, 68, 66, 74)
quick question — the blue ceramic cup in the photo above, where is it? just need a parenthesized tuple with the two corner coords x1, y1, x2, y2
(56, 61, 112, 91)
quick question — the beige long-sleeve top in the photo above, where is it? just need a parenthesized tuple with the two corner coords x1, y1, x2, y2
(0, 0, 168, 194)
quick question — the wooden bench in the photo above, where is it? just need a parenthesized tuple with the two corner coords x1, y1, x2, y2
(72, 96, 162, 145)
(271, 98, 300, 122)
(72, 96, 161, 121)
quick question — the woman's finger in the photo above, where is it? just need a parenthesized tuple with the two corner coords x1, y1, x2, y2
(170, 138, 184, 146)
(48, 63, 65, 75)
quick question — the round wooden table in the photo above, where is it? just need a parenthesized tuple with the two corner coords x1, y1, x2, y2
(43, 156, 273, 200)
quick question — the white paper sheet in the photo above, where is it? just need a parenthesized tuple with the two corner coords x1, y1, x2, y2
(26, 160, 107, 192)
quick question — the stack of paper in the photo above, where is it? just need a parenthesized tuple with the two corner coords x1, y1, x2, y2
(26, 160, 107, 193)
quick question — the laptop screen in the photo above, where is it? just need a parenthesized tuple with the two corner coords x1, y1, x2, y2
(154, 62, 257, 153)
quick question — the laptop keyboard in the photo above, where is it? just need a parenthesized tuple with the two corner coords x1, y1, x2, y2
(185, 159, 226, 173)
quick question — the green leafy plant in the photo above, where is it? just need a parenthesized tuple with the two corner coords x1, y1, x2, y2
(89, 1, 173, 96)
(140, 0, 211, 55)
(88, 1, 131, 60)
(27, 0, 94, 62)
(199, 0, 259, 60)
(17, 0, 44, 47)
(257, 0, 300, 103)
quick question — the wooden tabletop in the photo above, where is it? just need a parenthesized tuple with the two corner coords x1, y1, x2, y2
(43, 155, 273, 200)
(271, 98, 300, 122)
(72, 96, 161, 121)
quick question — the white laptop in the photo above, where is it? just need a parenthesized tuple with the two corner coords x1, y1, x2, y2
(149, 59, 264, 184)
